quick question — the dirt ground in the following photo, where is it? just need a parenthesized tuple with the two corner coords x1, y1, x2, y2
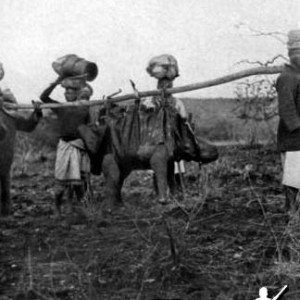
(0, 144, 298, 300)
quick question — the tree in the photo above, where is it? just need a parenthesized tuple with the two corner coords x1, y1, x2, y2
(233, 25, 288, 145)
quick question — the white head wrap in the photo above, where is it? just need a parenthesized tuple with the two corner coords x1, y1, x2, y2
(146, 54, 179, 80)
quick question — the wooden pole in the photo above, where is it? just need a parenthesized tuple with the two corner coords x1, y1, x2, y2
(5, 65, 285, 110)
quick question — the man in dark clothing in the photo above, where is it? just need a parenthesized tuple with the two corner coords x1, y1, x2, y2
(0, 86, 42, 216)
(276, 29, 300, 214)
(40, 75, 91, 215)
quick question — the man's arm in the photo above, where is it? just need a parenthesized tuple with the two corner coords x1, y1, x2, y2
(15, 102, 43, 132)
(40, 76, 63, 104)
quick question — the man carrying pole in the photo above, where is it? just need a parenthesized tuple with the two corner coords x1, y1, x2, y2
(40, 74, 92, 216)
(145, 54, 188, 195)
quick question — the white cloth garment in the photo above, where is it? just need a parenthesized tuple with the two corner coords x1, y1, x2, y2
(281, 151, 300, 189)
(55, 139, 90, 184)
(174, 160, 185, 174)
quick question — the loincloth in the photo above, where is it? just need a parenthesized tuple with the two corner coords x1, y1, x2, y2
(55, 139, 90, 185)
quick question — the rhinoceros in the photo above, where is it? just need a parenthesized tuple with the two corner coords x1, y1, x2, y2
(78, 97, 218, 209)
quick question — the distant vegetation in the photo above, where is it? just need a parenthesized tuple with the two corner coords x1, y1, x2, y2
(182, 97, 278, 145)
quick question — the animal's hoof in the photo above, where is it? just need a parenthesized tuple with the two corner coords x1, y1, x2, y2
(53, 207, 62, 219)
(157, 198, 171, 205)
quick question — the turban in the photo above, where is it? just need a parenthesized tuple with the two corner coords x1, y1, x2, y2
(146, 54, 179, 80)
(287, 30, 300, 59)
(287, 30, 300, 49)
(61, 74, 87, 89)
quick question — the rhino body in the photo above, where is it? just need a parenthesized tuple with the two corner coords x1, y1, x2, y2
(79, 100, 218, 208)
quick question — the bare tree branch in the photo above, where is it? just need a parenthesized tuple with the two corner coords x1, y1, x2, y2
(235, 55, 288, 67)
(235, 23, 287, 44)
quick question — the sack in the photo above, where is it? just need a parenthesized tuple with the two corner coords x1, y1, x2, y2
(52, 54, 98, 81)
(77, 123, 107, 175)
(173, 117, 200, 162)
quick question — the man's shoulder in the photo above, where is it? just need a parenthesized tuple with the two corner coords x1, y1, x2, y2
(279, 64, 300, 79)
(276, 65, 300, 87)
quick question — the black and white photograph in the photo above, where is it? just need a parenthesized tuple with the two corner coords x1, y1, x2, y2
(0, 1, 299, 299)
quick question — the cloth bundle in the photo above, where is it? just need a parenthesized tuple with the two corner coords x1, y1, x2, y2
(1, 88, 17, 104)
(146, 54, 179, 80)
(287, 30, 300, 59)
(55, 138, 90, 183)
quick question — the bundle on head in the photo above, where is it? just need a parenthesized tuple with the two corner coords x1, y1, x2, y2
(52, 54, 98, 82)
(146, 54, 179, 81)
(1, 89, 17, 104)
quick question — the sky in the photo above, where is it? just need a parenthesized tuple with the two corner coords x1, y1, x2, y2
(0, 0, 299, 103)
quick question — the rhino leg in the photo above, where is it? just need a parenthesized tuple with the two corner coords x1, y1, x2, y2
(150, 145, 170, 204)
(0, 173, 11, 216)
(153, 161, 177, 197)
(102, 154, 124, 208)
(54, 185, 65, 216)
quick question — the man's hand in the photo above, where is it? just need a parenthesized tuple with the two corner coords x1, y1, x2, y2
(52, 74, 66, 86)
(32, 100, 43, 119)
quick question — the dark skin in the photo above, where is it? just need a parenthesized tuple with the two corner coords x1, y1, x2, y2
(40, 76, 90, 215)
(40, 76, 79, 103)
(0, 99, 42, 215)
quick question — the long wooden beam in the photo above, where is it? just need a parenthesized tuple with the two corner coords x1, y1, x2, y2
(5, 65, 285, 110)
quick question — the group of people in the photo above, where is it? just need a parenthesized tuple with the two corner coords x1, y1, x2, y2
(37, 54, 188, 215)
(1, 29, 300, 216)
(37, 36, 300, 217)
